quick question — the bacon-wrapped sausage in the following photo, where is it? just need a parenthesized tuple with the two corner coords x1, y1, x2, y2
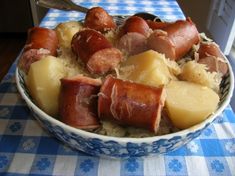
(147, 18, 200, 60)
(84, 7, 116, 32)
(198, 42, 228, 75)
(19, 27, 59, 73)
(98, 76, 166, 133)
(71, 29, 123, 74)
(59, 75, 101, 130)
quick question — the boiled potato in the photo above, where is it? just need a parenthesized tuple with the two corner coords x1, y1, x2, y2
(120, 50, 176, 87)
(55, 21, 83, 48)
(26, 56, 67, 116)
(166, 81, 219, 129)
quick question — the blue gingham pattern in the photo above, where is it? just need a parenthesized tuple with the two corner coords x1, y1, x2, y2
(40, 0, 185, 28)
(0, 0, 235, 175)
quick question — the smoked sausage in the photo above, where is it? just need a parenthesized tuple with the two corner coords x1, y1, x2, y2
(59, 75, 101, 130)
(198, 42, 224, 59)
(147, 18, 200, 60)
(24, 27, 58, 56)
(71, 29, 123, 74)
(198, 56, 228, 75)
(119, 16, 150, 37)
(84, 7, 116, 32)
(18, 49, 51, 73)
(117, 32, 148, 56)
(198, 42, 228, 75)
(19, 27, 59, 73)
(98, 76, 166, 133)
(117, 16, 150, 56)
(146, 20, 170, 30)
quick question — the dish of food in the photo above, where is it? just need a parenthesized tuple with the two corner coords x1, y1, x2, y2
(16, 6, 234, 157)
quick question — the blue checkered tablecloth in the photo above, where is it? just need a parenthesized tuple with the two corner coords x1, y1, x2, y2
(0, 0, 235, 175)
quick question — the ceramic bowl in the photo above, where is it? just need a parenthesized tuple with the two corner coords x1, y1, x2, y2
(15, 15, 234, 158)
(16, 55, 234, 158)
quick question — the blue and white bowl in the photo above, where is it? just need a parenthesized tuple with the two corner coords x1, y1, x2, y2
(15, 15, 234, 157)
(16, 55, 234, 158)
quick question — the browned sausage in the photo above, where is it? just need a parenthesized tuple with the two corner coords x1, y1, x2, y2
(87, 48, 123, 74)
(198, 42, 224, 59)
(71, 29, 112, 63)
(147, 18, 200, 60)
(71, 29, 123, 74)
(84, 7, 116, 32)
(24, 27, 58, 56)
(119, 16, 150, 37)
(98, 76, 166, 133)
(59, 75, 101, 130)
(146, 20, 171, 30)
(18, 27, 59, 73)
(117, 32, 148, 56)
(198, 42, 228, 75)
(18, 49, 51, 73)
(198, 56, 228, 75)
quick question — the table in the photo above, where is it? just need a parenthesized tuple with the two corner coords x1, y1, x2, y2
(0, 0, 235, 175)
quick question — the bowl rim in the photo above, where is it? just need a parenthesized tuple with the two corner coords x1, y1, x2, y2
(15, 52, 234, 143)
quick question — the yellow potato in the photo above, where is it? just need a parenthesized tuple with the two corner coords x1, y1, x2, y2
(120, 50, 174, 87)
(165, 81, 219, 129)
(55, 21, 83, 48)
(26, 56, 67, 116)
